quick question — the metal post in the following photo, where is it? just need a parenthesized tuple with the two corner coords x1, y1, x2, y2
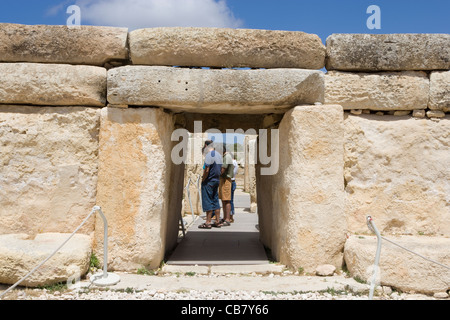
(186, 178, 194, 220)
(90, 206, 120, 287)
(366, 215, 382, 300)
(196, 174, 203, 214)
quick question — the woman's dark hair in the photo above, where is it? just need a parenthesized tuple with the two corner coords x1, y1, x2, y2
(202, 140, 214, 153)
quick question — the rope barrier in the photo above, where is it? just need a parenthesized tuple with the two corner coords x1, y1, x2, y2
(366, 215, 450, 300)
(0, 206, 119, 299)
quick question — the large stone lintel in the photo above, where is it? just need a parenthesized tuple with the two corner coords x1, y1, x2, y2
(0, 63, 107, 107)
(130, 27, 325, 69)
(326, 34, 450, 71)
(107, 66, 325, 114)
(0, 23, 129, 66)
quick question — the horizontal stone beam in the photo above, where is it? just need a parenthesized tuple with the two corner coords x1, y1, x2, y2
(429, 71, 450, 112)
(108, 66, 324, 114)
(129, 27, 326, 69)
(0, 63, 107, 106)
(326, 34, 450, 71)
(0, 23, 129, 66)
(325, 71, 429, 111)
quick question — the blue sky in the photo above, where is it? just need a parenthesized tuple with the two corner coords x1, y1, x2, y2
(0, 0, 448, 44)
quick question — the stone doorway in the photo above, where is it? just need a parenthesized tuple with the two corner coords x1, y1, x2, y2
(165, 113, 269, 266)
(95, 105, 346, 274)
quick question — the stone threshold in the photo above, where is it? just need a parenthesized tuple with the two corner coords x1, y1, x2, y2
(161, 264, 285, 275)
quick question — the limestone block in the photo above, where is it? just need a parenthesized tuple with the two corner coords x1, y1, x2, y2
(260, 105, 346, 272)
(0, 63, 107, 106)
(315, 264, 336, 277)
(344, 114, 450, 236)
(0, 106, 100, 236)
(325, 71, 429, 111)
(344, 235, 450, 294)
(107, 66, 324, 114)
(0, 233, 91, 287)
(0, 23, 129, 66)
(96, 107, 177, 271)
(427, 110, 446, 119)
(326, 34, 450, 71)
(429, 71, 450, 112)
(129, 27, 325, 69)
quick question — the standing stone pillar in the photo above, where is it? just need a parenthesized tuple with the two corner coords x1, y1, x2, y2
(257, 105, 346, 272)
(244, 135, 258, 212)
(96, 107, 180, 271)
(183, 132, 208, 215)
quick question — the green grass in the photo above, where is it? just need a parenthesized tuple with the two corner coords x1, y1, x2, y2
(353, 275, 367, 284)
(38, 282, 67, 292)
(90, 253, 101, 269)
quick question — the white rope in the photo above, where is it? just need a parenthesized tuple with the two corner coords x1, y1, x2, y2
(380, 236, 450, 271)
(366, 216, 450, 300)
(0, 207, 98, 299)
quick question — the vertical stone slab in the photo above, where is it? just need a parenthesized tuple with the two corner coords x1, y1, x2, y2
(260, 105, 345, 271)
(429, 71, 450, 112)
(96, 107, 176, 271)
(344, 114, 450, 236)
(0, 106, 100, 237)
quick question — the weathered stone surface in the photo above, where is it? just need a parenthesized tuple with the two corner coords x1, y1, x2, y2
(344, 235, 450, 294)
(429, 71, 450, 112)
(0, 23, 128, 66)
(0, 233, 91, 287)
(427, 110, 446, 119)
(257, 105, 345, 272)
(326, 34, 450, 71)
(95, 107, 180, 272)
(344, 114, 450, 236)
(315, 264, 336, 277)
(108, 66, 324, 114)
(325, 71, 429, 110)
(0, 106, 100, 236)
(130, 27, 325, 69)
(0, 63, 107, 106)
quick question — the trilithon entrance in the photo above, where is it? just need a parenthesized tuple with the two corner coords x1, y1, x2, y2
(95, 106, 346, 273)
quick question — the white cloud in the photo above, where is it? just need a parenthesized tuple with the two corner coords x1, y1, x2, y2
(73, 0, 243, 30)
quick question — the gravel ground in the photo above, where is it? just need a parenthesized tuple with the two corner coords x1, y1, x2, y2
(1, 272, 447, 301)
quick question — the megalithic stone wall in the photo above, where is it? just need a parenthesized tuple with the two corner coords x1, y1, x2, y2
(325, 33, 450, 115)
(325, 33, 449, 240)
(0, 23, 448, 291)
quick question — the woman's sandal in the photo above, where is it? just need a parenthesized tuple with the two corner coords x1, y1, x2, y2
(198, 223, 212, 229)
(212, 222, 222, 228)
